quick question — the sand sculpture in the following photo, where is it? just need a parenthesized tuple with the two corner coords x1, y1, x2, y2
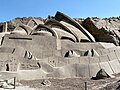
(0, 11, 120, 80)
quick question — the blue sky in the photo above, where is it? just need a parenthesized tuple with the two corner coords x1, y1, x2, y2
(0, 0, 120, 22)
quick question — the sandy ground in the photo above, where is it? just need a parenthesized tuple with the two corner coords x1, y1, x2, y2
(0, 87, 36, 90)
(0, 86, 39, 90)
(0, 77, 118, 90)
(18, 77, 118, 90)
(0, 71, 120, 90)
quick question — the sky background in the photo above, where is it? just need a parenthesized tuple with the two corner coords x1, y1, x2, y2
(0, 0, 120, 22)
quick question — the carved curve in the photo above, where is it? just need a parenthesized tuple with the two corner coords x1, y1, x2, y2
(45, 19, 79, 42)
(55, 11, 95, 42)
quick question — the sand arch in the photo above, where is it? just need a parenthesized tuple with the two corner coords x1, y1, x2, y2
(30, 24, 58, 38)
(61, 36, 76, 42)
(55, 11, 95, 42)
(45, 19, 79, 42)
(64, 50, 80, 57)
(52, 28, 77, 42)
(27, 18, 44, 28)
(11, 24, 33, 35)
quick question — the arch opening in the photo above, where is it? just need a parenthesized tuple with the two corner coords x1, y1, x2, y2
(6, 64, 9, 71)
(61, 36, 75, 42)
